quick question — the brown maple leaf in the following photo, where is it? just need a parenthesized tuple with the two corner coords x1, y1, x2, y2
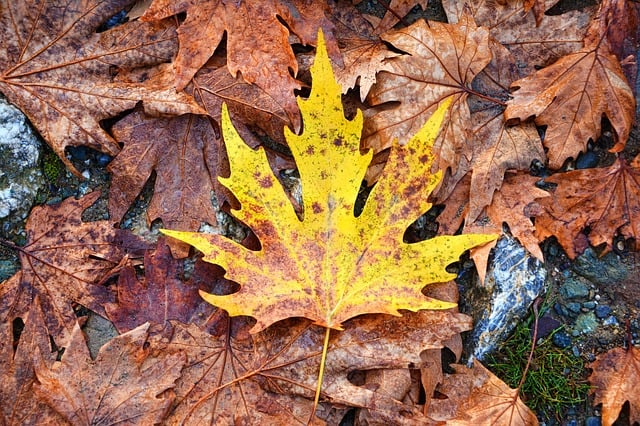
(589, 346, 640, 426)
(504, 0, 636, 169)
(33, 322, 186, 425)
(0, 192, 147, 347)
(443, 0, 595, 76)
(362, 10, 492, 190)
(104, 238, 221, 332)
(0, 302, 58, 425)
(147, 308, 472, 424)
(534, 155, 640, 258)
(0, 0, 203, 176)
(429, 361, 538, 425)
(108, 110, 219, 257)
(142, 0, 340, 130)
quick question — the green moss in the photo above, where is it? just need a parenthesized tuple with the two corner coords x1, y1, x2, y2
(42, 150, 65, 183)
(486, 310, 591, 421)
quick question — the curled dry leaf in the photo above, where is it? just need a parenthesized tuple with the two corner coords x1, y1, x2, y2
(534, 155, 640, 259)
(33, 322, 186, 426)
(142, 0, 340, 130)
(0, 192, 147, 347)
(0, 0, 204, 176)
(504, 0, 636, 169)
(589, 346, 640, 426)
(163, 31, 497, 333)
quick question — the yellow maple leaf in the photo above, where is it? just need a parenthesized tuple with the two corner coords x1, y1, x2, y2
(163, 31, 497, 334)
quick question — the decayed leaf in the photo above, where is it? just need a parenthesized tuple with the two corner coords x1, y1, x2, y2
(0, 302, 58, 425)
(443, 0, 595, 75)
(367, 0, 428, 34)
(104, 238, 219, 333)
(108, 110, 219, 257)
(0, 0, 203, 176)
(362, 11, 492, 188)
(589, 346, 640, 426)
(534, 155, 640, 258)
(430, 361, 538, 425)
(0, 192, 146, 347)
(33, 322, 186, 426)
(504, 0, 636, 169)
(148, 308, 472, 424)
(163, 31, 497, 333)
(142, 0, 339, 130)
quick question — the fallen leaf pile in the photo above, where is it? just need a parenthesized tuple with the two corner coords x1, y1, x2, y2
(1, 0, 639, 424)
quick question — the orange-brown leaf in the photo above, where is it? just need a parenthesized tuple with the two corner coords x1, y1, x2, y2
(504, 2, 635, 169)
(589, 346, 640, 426)
(534, 155, 640, 258)
(33, 322, 185, 425)
(142, 0, 340, 130)
(0, 0, 203, 176)
(363, 11, 492, 185)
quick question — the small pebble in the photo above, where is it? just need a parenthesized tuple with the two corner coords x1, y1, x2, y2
(572, 346, 580, 357)
(576, 151, 598, 169)
(595, 305, 612, 319)
(97, 154, 112, 167)
(583, 301, 596, 309)
(552, 331, 572, 348)
(566, 302, 582, 313)
(81, 170, 91, 180)
(585, 416, 601, 426)
(603, 316, 619, 326)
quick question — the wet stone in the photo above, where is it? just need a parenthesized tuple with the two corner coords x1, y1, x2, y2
(595, 305, 612, 319)
(582, 301, 596, 310)
(559, 277, 590, 299)
(574, 312, 598, 334)
(585, 417, 601, 426)
(566, 302, 582, 314)
(572, 248, 628, 285)
(552, 331, 572, 348)
(0, 97, 45, 228)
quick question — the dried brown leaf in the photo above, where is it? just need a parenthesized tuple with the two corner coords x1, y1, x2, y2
(0, 192, 146, 347)
(589, 346, 640, 426)
(0, 0, 203, 176)
(33, 322, 185, 425)
(534, 155, 640, 258)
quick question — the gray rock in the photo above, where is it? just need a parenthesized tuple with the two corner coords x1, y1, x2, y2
(595, 305, 612, 319)
(466, 234, 547, 363)
(0, 97, 46, 233)
(572, 248, 628, 284)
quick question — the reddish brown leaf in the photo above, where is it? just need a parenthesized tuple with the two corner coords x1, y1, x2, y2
(368, 0, 428, 34)
(589, 346, 640, 426)
(0, 0, 203, 176)
(142, 0, 340, 130)
(535, 155, 640, 258)
(0, 192, 146, 347)
(0, 302, 59, 425)
(33, 322, 185, 425)
(104, 238, 221, 333)
(108, 111, 219, 257)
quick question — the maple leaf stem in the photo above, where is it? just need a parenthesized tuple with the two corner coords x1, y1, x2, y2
(310, 326, 331, 425)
